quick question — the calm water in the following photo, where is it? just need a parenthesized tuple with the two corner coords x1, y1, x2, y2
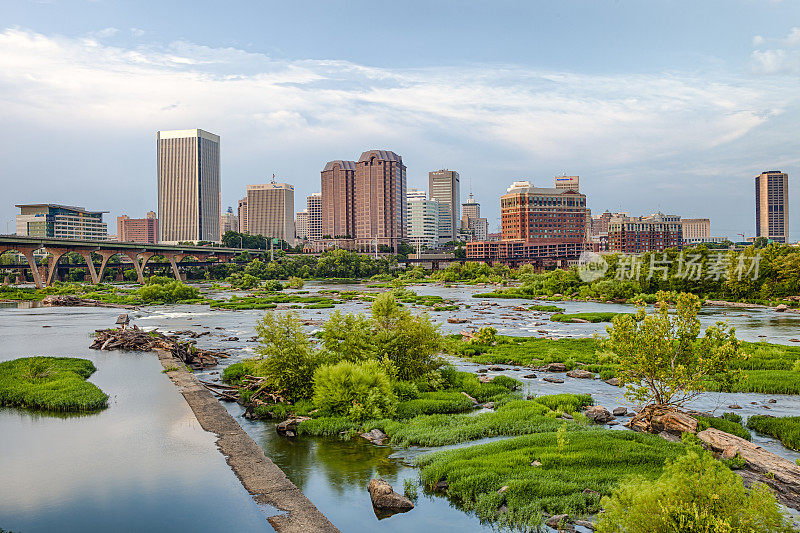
(2, 282, 799, 532)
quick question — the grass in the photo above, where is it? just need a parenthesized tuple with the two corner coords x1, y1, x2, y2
(747, 415, 800, 451)
(210, 294, 337, 310)
(416, 429, 686, 528)
(693, 415, 751, 440)
(367, 395, 593, 447)
(527, 304, 564, 313)
(0, 357, 108, 411)
(550, 312, 630, 323)
(395, 391, 476, 419)
(297, 416, 360, 437)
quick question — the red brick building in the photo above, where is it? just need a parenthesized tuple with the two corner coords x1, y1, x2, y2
(321, 160, 356, 238)
(117, 211, 158, 243)
(607, 213, 683, 253)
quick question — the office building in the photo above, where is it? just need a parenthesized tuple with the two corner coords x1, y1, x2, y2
(237, 197, 248, 233)
(407, 191, 440, 250)
(755, 171, 789, 243)
(608, 212, 683, 252)
(354, 150, 407, 250)
(246, 182, 295, 243)
(157, 128, 220, 243)
(307, 192, 323, 241)
(321, 160, 356, 239)
(681, 218, 711, 244)
(461, 194, 481, 229)
(16, 204, 108, 241)
(296, 210, 309, 241)
(220, 207, 238, 236)
(500, 181, 588, 243)
(117, 211, 158, 243)
(555, 175, 580, 191)
(429, 169, 460, 242)
(468, 217, 489, 241)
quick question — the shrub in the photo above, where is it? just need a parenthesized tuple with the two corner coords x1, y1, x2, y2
(747, 416, 800, 451)
(139, 280, 200, 303)
(286, 276, 305, 289)
(226, 273, 261, 289)
(393, 381, 420, 401)
(694, 415, 751, 441)
(471, 326, 497, 345)
(596, 449, 794, 533)
(313, 360, 397, 422)
(263, 279, 284, 292)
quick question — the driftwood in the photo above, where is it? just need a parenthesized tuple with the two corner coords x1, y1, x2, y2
(90, 328, 228, 369)
(697, 428, 800, 510)
(41, 294, 139, 310)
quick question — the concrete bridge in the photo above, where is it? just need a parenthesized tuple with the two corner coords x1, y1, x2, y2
(0, 235, 265, 288)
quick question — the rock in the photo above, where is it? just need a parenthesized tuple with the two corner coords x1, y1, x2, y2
(775, 304, 789, 312)
(476, 368, 488, 373)
(604, 377, 620, 387)
(462, 392, 478, 404)
(566, 369, 593, 379)
(447, 317, 469, 324)
(626, 405, 698, 435)
(582, 488, 600, 496)
(497, 485, 508, 494)
(569, 318, 590, 323)
(574, 519, 595, 531)
(434, 480, 449, 491)
(721, 445, 740, 460)
(790, 338, 800, 343)
(513, 306, 527, 311)
(488, 365, 504, 371)
(513, 367, 520, 371)
(728, 404, 742, 409)
(523, 373, 538, 379)
(478, 375, 495, 383)
(585, 406, 614, 424)
(276, 416, 311, 437)
(360, 428, 387, 445)
(658, 430, 681, 442)
(546, 362, 567, 372)
(612, 407, 627, 417)
(607, 421, 619, 426)
(561, 413, 573, 420)
(483, 402, 495, 409)
(367, 478, 414, 513)
(545, 514, 570, 529)
(768, 399, 777, 404)
(543, 376, 564, 384)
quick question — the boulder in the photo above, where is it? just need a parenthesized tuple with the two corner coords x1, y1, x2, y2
(585, 406, 614, 424)
(276, 416, 311, 437)
(566, 369, 593, 379)
(545, 514, 570, 529)
(367, 478, 414, 513)
(604, 377, 620, 386)
(626, 405, 698, 435)
(775, 304, 789, 312)
(546, 362, 567, 372)
(488, 365, 505, 371)
(543, 376, 564, 384)
(569, 318, 590, 323)
(523, 373, 538, 379)
(768, 399, 777, 404)
(483, 402, 495, 409)
(728, 404, 742, 409)
(574, 519, 596, 531)
(434, 480, 449, 491)
(360, 428, 387, 445)
(462, 392, 478, 404)
(447, 317, 469, 324)
(612, 407, 628, 417)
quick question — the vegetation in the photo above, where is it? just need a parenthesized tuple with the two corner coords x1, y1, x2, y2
(596, 449, 794, 533)
(417, 429, 686, 528)
(693, 415, 751, 441)
(603, 292, 742, 406)
(210, 294, 337, 310)
(551, 312, 629, 323)
(138, 278, 201, 303)
(313, 360, 397, 422)
(0, 357, 108, 411)
(747, 415, 800, 451)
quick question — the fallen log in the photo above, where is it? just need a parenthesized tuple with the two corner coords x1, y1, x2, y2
(697, 427, 800, 510)
(41, 294, 139, 310)
(90, 328, 228, 369)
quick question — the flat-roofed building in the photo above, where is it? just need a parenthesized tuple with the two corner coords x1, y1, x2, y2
(429, 169, 460, 242)
(555, 175, 580, 191)
(354, 150, 407, 251)
(246, 182, 295, 243)
(16, 204, 108, 240)
(220, 207, 238, 237)
(407, 191, 440, 249)
(307, 192, 323, 241)
(296, 209, 309, 241)
(608, 212, 683, 252)
(237, 197, 248, 233)
(500, 181, 588, 243)
(756, 170, 789, 243)
(681, 218, 711, 243)
(321, 160, 356, 238)
(157, 128, 220, 243)
(117, 211, 158, 243)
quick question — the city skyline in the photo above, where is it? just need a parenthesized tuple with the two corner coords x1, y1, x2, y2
(1, 2, 799, 241)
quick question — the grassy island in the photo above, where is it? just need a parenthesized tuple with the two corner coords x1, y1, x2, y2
(0, 357, 108, 412)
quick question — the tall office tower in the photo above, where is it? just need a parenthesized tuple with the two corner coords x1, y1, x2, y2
(117, 211, 158, 243)
(407, 194, 440, 249)
(295, 210, 309, 241)
(461, 193, 481, 230)
(307, 192, 323, 241)
(220, 206, 238, 236)
(237, 197, 248, 233)
(429, 169, 460, 242)
(157, 129, 220, 243)
(321, 160, 356, 238)
(246, 182, 295, 243)
(755, 171, 789, 243)
(354, 150, 407, 251)
(501, 181, 587, 243)
(554, 175, 580, 191)
(407, 188, 427, 201)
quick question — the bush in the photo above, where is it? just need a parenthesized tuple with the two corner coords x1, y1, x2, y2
(596, 449, 794, 533)
(393, 381, 420, 401)
(263, 279, 284, 291)
(286, 276, 305, 289)
(313, 360, 398, 422)
(139, 280, 200, 303)
(694, 415, 751, 441)
(747, 415, 800, 451)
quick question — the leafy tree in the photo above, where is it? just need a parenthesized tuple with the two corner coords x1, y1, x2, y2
(312, 360, 397, 422)
(286, 276, 304, 289)
(603, 291, 741, 406)
(320, 311, 375, 363)
(597, 449, 794, 533)
(244, 258, 268, 279)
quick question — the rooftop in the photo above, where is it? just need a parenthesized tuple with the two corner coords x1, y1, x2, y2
(357, 150, 403, 163)
(323, 160, 357, 172)
(16, 203, 108, 214)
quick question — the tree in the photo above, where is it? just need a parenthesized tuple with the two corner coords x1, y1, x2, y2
(320, 310, 376, 363)
(253, 312, 320, 400)
(603, 291, 741, 407)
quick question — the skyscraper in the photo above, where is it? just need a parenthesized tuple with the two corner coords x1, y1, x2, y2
(237, 197, 248, 233)
(429, 169, 460, 242)
(246, 182, 295, 243)
(295, 210, 309, 241)
(354, 150, 406, 251)
(755, 171, 789, 243)
(461, 193, 481, 230)
(407, 192, 440, 250)
(157, 129, 220, 243)
(307, 192, 323, 241)
(501, 181, 587, 243)
(321, 160, 356, 238)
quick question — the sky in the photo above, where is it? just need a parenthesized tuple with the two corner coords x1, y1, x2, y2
(1, 0, 799, 240)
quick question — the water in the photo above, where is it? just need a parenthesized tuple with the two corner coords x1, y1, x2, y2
(2, 282, 799, 532)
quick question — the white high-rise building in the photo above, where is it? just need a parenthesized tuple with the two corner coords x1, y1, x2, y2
(157, 129, 220, 243)
(407, 190, 440, 250)
(246, 182, 295, 243)
(295, 210, 309, 241)
(307, 192, 323, 241)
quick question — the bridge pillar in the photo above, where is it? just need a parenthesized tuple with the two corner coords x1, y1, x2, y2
(122, 251, 155, 284)
(43, 247, 73, 287)
(15, 246, 44, 288)
(77, 250, 101, 284)
(96, 250, 118, 284)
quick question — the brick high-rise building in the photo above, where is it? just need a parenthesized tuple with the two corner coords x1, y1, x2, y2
(500, 181, 587, 243)
(157, 129, 220, 243)
(354, 150, 407, 251)
(321, 160, 356, 238)
(608, 212, 683, 252)
(307, 192, 323, 241)
(429, 169, 460, 242)
(237, 197, 248, 233)
(117, 211, 158, 243)
(246, 182, 295, 243)
(461, 194, 481, 230)
(755, 170, 789, 243)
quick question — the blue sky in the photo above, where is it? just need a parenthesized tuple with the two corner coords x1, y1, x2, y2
(1, 0, 799, 240)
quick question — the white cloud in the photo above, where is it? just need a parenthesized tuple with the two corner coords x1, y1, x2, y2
(752, 35, 765, 46)
(785, 26, 800, 46)
(130, 28, 146, 37)
(752, 48, 788, 73)
(88, 27, 119, 39)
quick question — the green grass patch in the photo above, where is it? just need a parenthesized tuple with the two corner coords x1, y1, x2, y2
(210, 294, 337, 310)
(527, 304, 564, 313)
(0, 357, 108, 412)
(550, 312, 630, 323)
(417, 429, 685, 527)
(747, 415, 800, 451)
(297, 416, 360, 437)
(395, 391, 476, 419)
(693, 415, 751, 441)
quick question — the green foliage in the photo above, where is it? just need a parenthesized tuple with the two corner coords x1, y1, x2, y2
(210, 294, 335, 310)
(747, 415, 800, 451)
(297, 416, 360, 437)
(417, 430, 685, 527)
(551, 312, 630, 323)
(312, 360, 397, 422)
(693, 415, 751, 441)
(221, 360, 257, 386)
(226, 272, 261, 289)
(471, 326, 497, 345)
(403, 478, 418, 502)
(596, 449, 794, 533)
(0, 357, 108, 411)
(286, 276, 304, 289)
(320, 311, 376, 363)
(263, 279, 284, 291)
(395, 391, 475, 419)
(138, 280, 200, 303)
(252, 312, 322, 400)
(603, 291, 742, 406)
(527, 393, 593, 412)
(392, 381, 420, 401)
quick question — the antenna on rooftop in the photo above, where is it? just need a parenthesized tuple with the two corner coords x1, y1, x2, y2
(270, 173, 276, 184)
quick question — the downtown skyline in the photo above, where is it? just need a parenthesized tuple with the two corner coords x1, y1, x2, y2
(1, 1, 799, 241)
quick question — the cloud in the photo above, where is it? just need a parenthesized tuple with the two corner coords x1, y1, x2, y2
(87, 27, 119, 39)
(752, 35, 765, 46)
(130, 28, 146, 37)
(750, 26, 800, 74)
(785, 27, 800, 46)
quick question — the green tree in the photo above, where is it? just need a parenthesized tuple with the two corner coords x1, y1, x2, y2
(253, 312, 320, 400)
(312, 360, 397, 422)
(320, 310, 375, 363)
(597, 449, 794, 533)
(603, 291, 741, 407)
